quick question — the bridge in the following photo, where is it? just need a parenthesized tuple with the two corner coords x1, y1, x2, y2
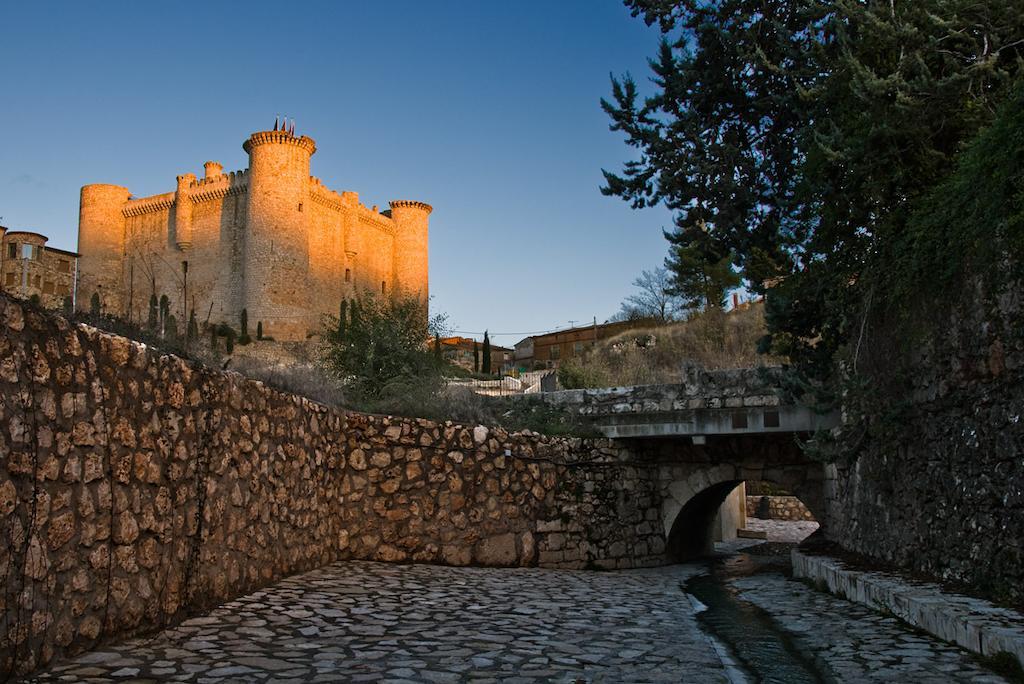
(519, 367, 840, 559)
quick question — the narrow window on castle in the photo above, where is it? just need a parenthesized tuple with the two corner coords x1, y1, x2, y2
(21, 244, 32, 259)
(6, 244, 16, 259)
(345, 269, 351, 283)
(4, 272, 14, 286)
(298, 202, 303, 212)
(381, 281, 386, 294)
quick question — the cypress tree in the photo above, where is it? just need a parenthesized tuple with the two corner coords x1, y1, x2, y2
(187, 310, 198, 342)
(159, 295, 169, 327)
(434, 334, 441, 360)
(90, 292, 101, 315)
(256, 321, 263, 340)
(210, 326, 218, 351)
(482, 330, 491, 375)
(473, 339, 480, 373)
(240, 308, 249, 337)
(338, 299, 348, 338)
(147, 294, 158, 330)
(166, 315, 179, 345)
(350, 298, 361, 331)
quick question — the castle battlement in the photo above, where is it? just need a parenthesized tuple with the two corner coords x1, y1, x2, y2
(77, 124, 430, 342)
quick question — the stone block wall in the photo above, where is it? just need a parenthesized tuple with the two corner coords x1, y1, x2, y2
(0, 295, 664, 677)
(746, 495, 815, 521)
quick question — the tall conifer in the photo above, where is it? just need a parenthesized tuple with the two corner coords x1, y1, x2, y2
(482, 331, 491, 375)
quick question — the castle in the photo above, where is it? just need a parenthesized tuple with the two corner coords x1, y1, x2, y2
(77, 124, 431, 340)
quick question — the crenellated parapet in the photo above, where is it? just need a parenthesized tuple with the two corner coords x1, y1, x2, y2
(122, 192, 175, 217)
(189, 170, 249, 204)
(389, 200, 433, 215)
(243, 130, 316, 155)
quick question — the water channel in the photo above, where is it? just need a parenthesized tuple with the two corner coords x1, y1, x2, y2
(685, 549, 831, 683)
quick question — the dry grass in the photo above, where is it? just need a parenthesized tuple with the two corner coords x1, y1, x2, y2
(230, 357, 348, 408)
(558, 303, 780, 389)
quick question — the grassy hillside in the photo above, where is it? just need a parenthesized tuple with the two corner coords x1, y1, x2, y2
(558, 303, 779, 389)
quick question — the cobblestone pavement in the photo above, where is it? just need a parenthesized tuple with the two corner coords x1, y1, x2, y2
(731, 571, 1009, 683)
(29, 561, 728, 684)
(28, 558, 1008, 683)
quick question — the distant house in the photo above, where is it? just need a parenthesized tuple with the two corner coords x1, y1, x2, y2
(0, 226, 78, 309)
(512, 318, 654, 370)
(440, 336, 512, 374)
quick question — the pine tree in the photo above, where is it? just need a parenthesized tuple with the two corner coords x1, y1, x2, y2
(604, 0, 1024, 389)
(482, 331, 491, 375)
(473, 339, 480, 373)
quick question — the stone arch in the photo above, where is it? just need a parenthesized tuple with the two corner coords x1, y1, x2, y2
(660, 460, 826, 562)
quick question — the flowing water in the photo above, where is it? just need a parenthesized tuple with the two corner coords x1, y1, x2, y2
(685, 552, 829, 684)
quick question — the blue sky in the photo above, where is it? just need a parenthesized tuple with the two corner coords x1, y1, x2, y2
(0, 1, 675, 343)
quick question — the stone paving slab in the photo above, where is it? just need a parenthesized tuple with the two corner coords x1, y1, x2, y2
(793, 549, 1024, 671)
(27, 561, 729, 684)
(733, 571, 1010, 682)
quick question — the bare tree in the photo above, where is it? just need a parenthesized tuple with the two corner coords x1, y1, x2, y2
(614, 267, 685, 324)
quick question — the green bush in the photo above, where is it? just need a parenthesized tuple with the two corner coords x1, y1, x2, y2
(320, 291, 448, 407)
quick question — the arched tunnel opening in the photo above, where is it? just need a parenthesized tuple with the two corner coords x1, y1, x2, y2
(666, 479, 820, 562)
(666, 479, 744, 562)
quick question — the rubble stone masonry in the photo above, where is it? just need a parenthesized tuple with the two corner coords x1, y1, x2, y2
(0, 295, 663, 676)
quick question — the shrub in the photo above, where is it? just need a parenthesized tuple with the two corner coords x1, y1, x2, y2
(319, 291, 447, 406)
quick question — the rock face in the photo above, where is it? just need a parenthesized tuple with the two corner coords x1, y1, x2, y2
(0, 295, 665, 677)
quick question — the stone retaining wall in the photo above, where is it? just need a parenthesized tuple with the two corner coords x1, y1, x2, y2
(824, 282, 1024, 605)
(746, 495, 815, 521)
(0, 296, 664, 677)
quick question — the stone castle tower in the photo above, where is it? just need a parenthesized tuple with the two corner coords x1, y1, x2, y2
(77, 125, 431, 340)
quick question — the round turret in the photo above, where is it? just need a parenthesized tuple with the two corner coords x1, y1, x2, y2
(389, 200, 432, 301)
(174, 173, 196, 251)
(203, 161, 223, 179)
(243, 129, 317, 340)
(78, 184, 130, 313)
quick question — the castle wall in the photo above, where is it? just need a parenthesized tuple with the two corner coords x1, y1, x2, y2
(357, 215, 396, 296)
(77, 129, 430, 341)
(307, 194, 346, 322)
